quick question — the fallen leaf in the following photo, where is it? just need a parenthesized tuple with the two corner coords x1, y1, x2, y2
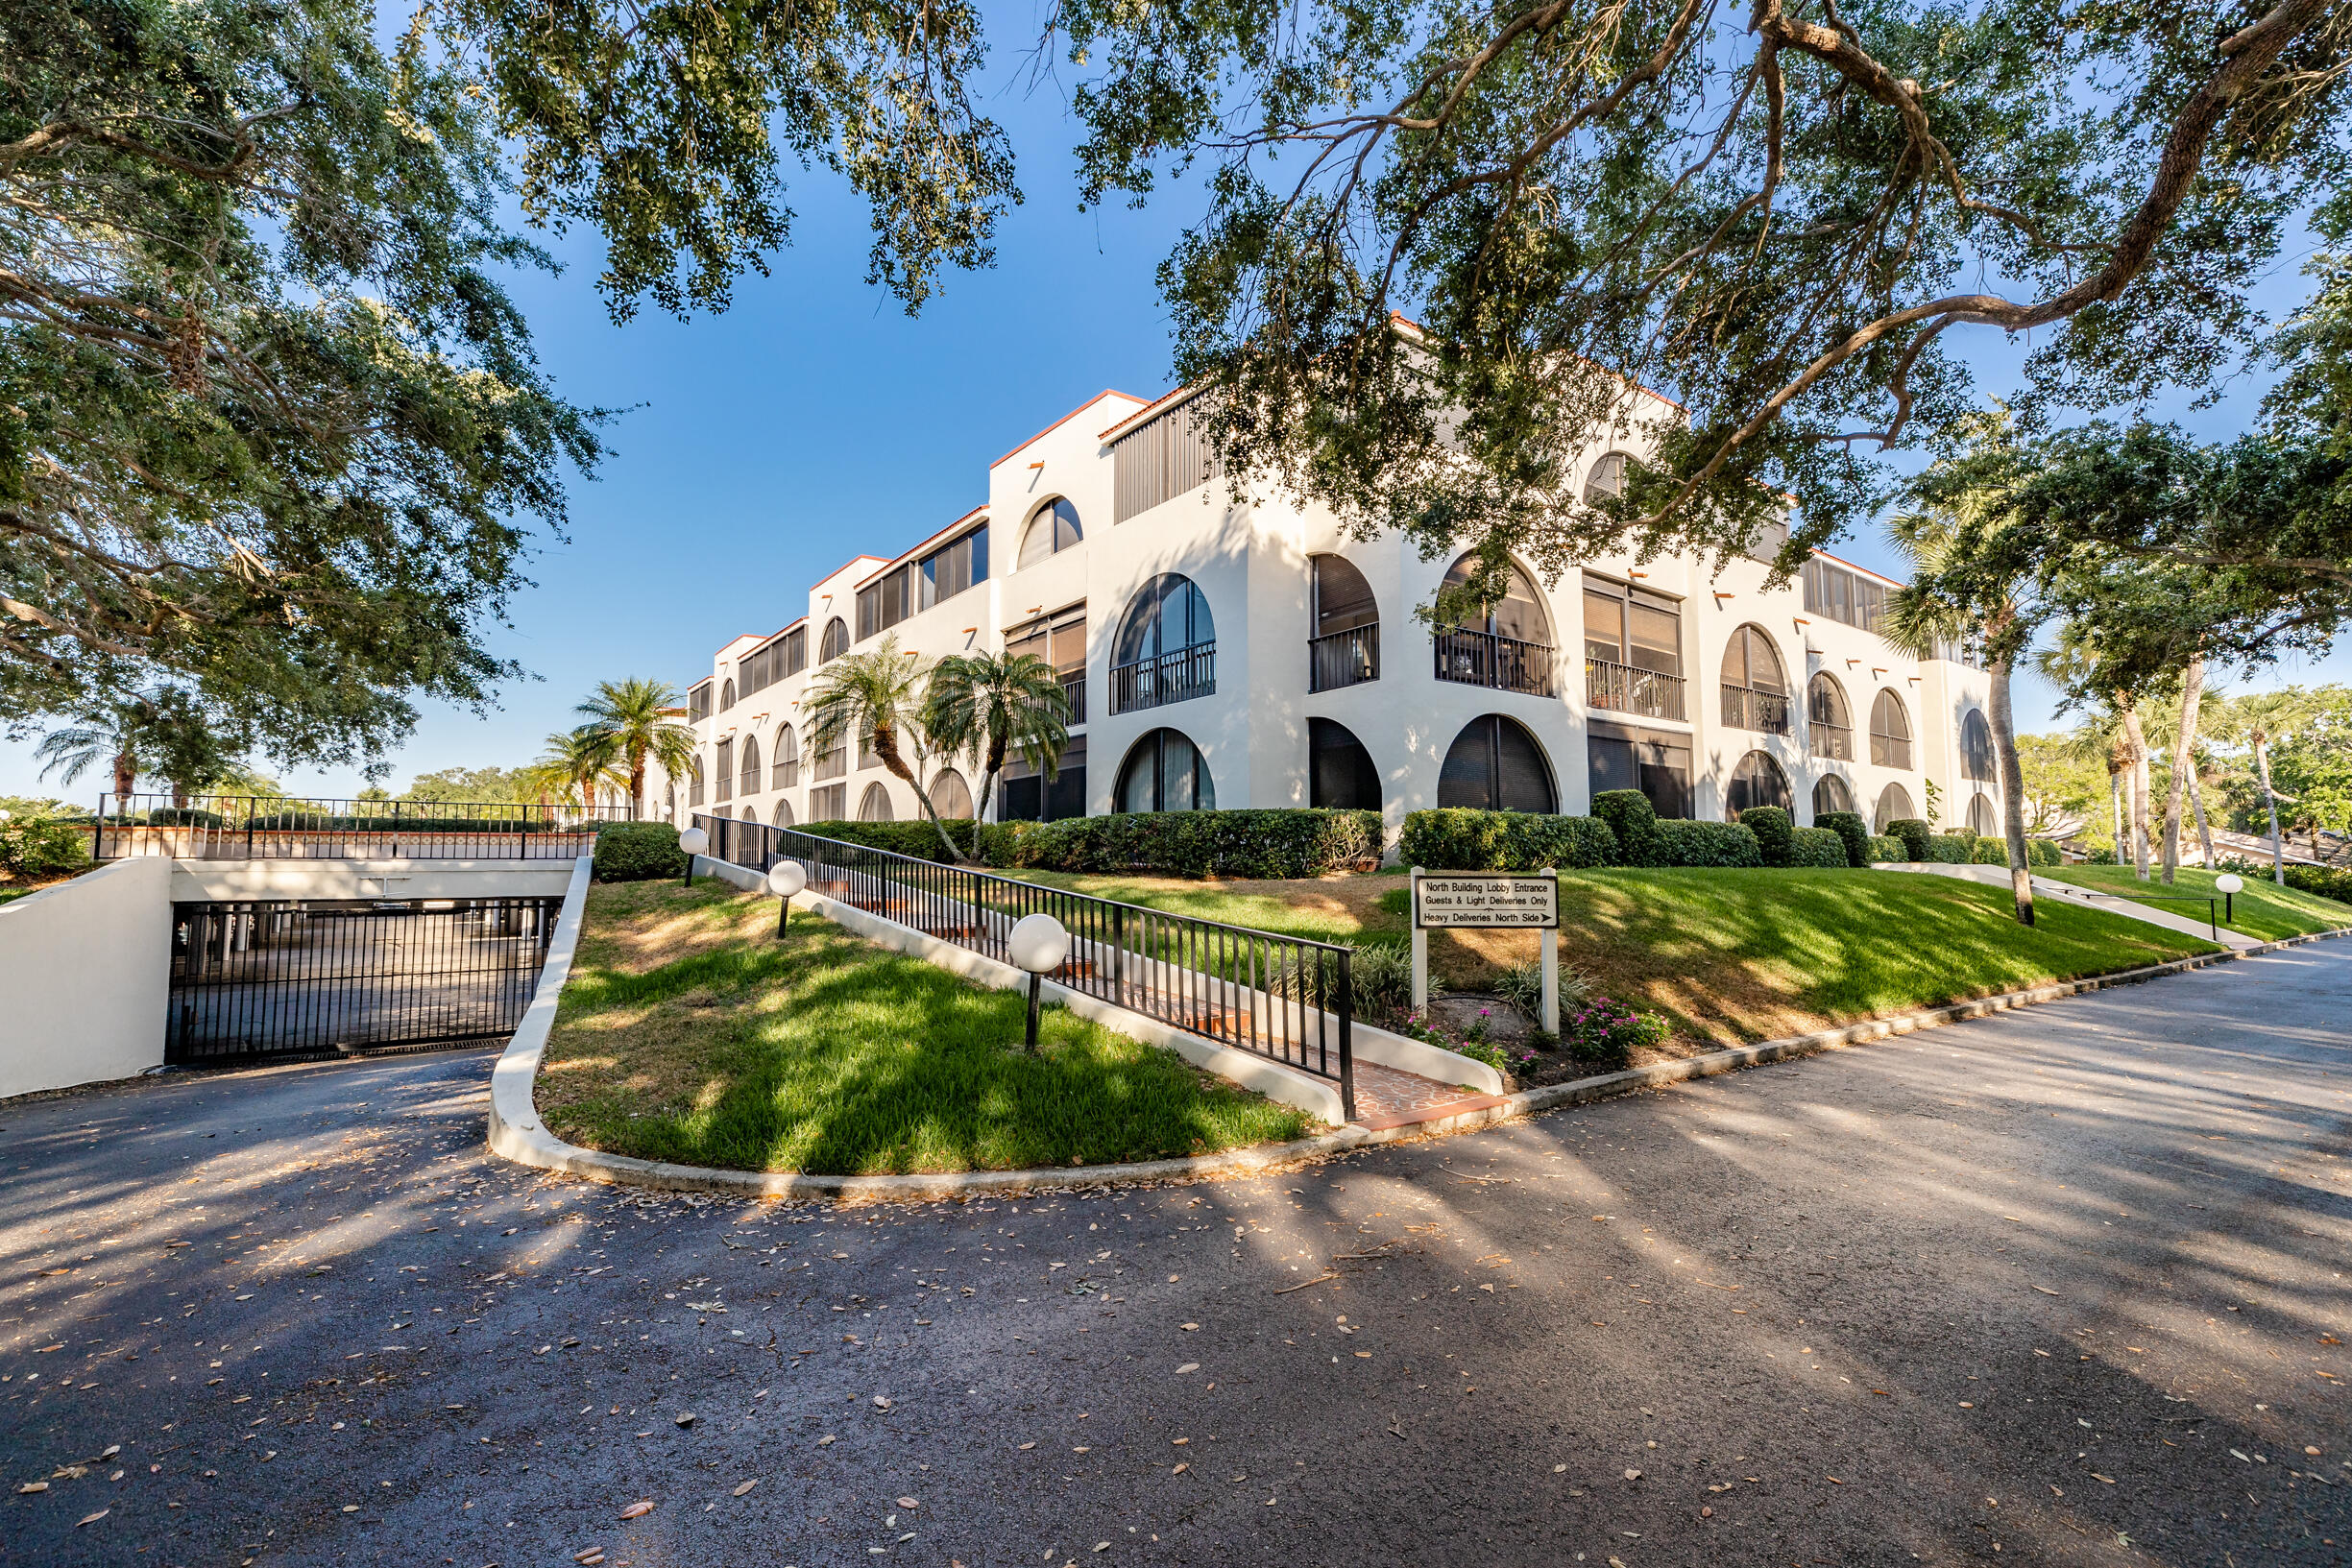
(78, 1510, 109, 1527)
(1173, 1463, 1189, 1474)
(619, 1500, 655, 1519)
(1623, 1469, 1641, 1481)
(871, 1396, 892, 1411)
(1176, 1363, 1200, 1375)
(17, 1482, 47, 1495)
(733, 1481, 759, 1497)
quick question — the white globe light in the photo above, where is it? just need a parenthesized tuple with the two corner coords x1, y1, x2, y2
(766, 859, 807, 899)
(677, 827, 709, 856)
(2214, 873, 2243, 894)
(1006, 912, 1070, 976)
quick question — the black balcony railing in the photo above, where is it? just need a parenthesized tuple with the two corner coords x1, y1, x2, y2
(1109, 645, 1216, 714)
(91, 794, 626, 862)
(699, 815, 1353, 1119)
(1720, 684, 1791, 735)
(1309, 625, 1380, 692)
(1586, 658, 1686, 720)
(1060, 670, 1088, 726)
(1811, 721, 1855, 761)
(1433, 629, 1553, 695)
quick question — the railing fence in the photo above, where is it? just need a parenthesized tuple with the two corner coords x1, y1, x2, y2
(92, 794, 626, 862)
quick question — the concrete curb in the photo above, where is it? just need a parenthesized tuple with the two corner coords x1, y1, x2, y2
(483, 875, 2348, 1204)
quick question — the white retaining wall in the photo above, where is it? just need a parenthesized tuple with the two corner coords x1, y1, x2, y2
(0, 858, 174, 1098)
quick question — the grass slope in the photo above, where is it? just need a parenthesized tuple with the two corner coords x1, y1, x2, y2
(2043, 864, 2352, 943)
(1012, 865, 2219, 1050)
(538, 880, 1315, 1175)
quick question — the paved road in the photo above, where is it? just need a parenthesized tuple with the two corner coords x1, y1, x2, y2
(4, 946, 2349, 1568)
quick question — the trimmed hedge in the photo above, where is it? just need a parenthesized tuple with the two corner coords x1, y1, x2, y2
(594, 821, 686, 881)
(793, 818, 985, 864)
(1653, 819, 1762, 867)
(1590, 790, 1662, 868)
(1884, 818, 1931, 862)
(1397, 808, 1617, 871)
(1738, 806, 1794, 867)
(990, 808, 1382, 879)
(1925, 832, 1974, 864)
(1787, 826, 1851, 868)
(1866, 833, 1907, 863)
(1814, 810, 1871, 869)
(239, 811, 573, 833)
(2282, 864, 2352, 905)
(1968, 836, 2062, 868)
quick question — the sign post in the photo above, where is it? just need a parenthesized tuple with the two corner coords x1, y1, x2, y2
(1409, 867, 1564, 1033)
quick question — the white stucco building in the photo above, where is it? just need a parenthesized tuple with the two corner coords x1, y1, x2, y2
(651, 384, 2003, 842)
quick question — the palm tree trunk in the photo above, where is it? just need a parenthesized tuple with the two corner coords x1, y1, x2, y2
(113, 749, 135, 803)
(2117, 696, 2152, 880)
(2162, 655, 2203, 884)
(2255, 733, 2285, 884)
(2187, 758, 2214, 868)
(2108, 760, 2123, 859)
(1989, 649, 2034, 925)
(628, 748, 646, 820)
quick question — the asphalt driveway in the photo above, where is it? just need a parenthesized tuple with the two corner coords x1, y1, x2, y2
(2, 944, 2347, 1566)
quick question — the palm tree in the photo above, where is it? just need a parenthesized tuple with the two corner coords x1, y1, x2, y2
(524, 727, 623, 814)
(34, 712, 142, 803)
(2211, 688, 2322, 884)
(575, 677, 696, 820)
(804, 637, 965, 861)
(922, 649, 1072, 826)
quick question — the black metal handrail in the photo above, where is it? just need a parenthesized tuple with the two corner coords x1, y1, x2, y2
(697, 813, 1354, 1119)
(1309, 625, 1380, 692)
(1720, 683, 1791, 735)
(1435, 628, 1553, 696)
(1586, 657, 1685, 720)
(1109, 645, 1217, 714)
(92, 793, 626, 862)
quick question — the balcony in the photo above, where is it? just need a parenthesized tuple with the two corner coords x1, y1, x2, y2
(1059, 670, 1087, 726)
(1109, 645, 1216, 715)
(1721, 684, 1791, 736)
(1586, 657, 1686, 720)
(1434, 629, 1553, 696)
(1811, 721, 1855, 761)
(1309, 625, 1380, 692)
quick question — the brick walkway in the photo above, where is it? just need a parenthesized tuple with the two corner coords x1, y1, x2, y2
(1346, 1059, 1509, 1131)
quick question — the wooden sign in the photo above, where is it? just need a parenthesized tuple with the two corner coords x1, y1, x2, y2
(1412, 872, 1560, 929)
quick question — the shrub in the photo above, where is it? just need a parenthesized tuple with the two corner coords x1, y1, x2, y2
(145, 806, 224, 829)
(794, 818, 984, 864)
(593, 822, 686, 881)
(1884, 818, 1931, 862)
(1589, 790, 1661, 867)
(2283, 864, 2352, 905)
(1925, 833, 1973, 864)
(1494, 959, 1594, 1017)
(1787, 827, 1850, 868)
(1814, 809, 1871, 868)
(1652, 819, 1762, 867)
(2029, 839, 2058, 867)
(988, 808, 1381, 879)
(1561, 996, 1672, 1067)
(1736, 806, 1793, 866)
(1397, 808, 1617, 871)
(1865, 833, 1907, 863)
(0, 814, 91, 879)
(2081, 844, 2119, 864)
(1343, 940, 1419, 1016)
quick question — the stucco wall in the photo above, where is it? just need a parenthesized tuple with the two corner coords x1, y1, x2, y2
(0, 857, 172, 1098)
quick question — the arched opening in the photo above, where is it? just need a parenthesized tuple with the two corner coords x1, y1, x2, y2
(740, 805, 758, 826)
(1726, 751, 1792, 816)
(1437, 553, 1554, 695)
(1309, 554, 1380, 691)
(688, 756, 705, 808)
(1807, 673, 1854, 760)
(665, 783, 676, 822)
(1584, 451, 1628, 501)
(1959, 709, 1997, 782)
(930, 769, 974, 820)
(1869, 688, 1913, 769)
(1966, 792, 1999, 835)
(1111, 574, 1216, 713)
(1116, 729, 1216, 813)
(719, 678, 736, 712)
(774, 797, 796, 828)
(1812, 773, 1856, 819)
(1439, 714, 1556, 813)
(1875, 782, 1917, 832)
(1308, 717, 1382, 810)
(819, 616, 849, 663)
(772, 724, 799, 789)
(738, 735, 762, 798)
(1720, 624, 1790, 734)
(1017, 498, 1083, 569)
(857, 782, 894, 822)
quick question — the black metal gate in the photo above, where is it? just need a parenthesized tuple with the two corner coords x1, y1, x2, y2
(166, 899, 560, 1064)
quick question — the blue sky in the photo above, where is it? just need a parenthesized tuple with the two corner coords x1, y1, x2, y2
(3, 44, 2345, 803)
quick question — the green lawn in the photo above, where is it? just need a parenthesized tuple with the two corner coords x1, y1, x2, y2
(1007, 865, 2220, 1049)
(2042, 864, 2352, 943)
(537, 880, 1316, 1175)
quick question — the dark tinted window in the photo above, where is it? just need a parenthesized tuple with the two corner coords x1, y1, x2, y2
(1308, 718, 1382, 810)
(1439, 714, 1556, 812)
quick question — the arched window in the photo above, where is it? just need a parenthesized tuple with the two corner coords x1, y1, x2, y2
(1959, 709, 1997, 782)
(1111, 574, 1216, 713)
(1875, 782, 1917, 832)
(739, 735, 762, 798)
(1439, 554, 1551, 643)
(1437, 554, 1553, 695)
(1812, 773, 1856, 818)
(1584, 451, 1628, 501)
(930, 769, 974, 820)
(1116, 729, 1216, 813)
(1807, 673, 1855, 760)
(719, 679, 736, 712)
(1309, 555, 1380, 691)
(740, 805, 758, 826)
(1438, 714, 1556, 813)
(1017, 498, 1083, 569)
(857, 782, 894, 822)
(1966, 792, 1999, 835)
(1308, 717, 1382, 810)
(665, 783, 676, 822)
(688, 755, 705, 808)
(1869, 688, 1913, 770)
(1726, 752, 1793, 816)
(1720, 625, 1789, 734)
(773, 797, 796, 829)
(772, 724, 800, 789)
(819, 616, 849, 663)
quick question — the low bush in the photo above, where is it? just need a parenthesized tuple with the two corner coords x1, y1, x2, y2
(593, 822, 687, 882)
(1814, 809, 1871, 868)
(1652, 819, 1762, 867)
(146, 806, 224, 829)
(1495, 960, 1595, 1017)
(991, 808, 1382, 879)
(1560, 995, 1673, 1066)
(0, 814, 90, 879)
(2282, 864, 2352, 905)
(1787, 827, 1851, 868)
(1738, 806, 1794, 866)
(1866, 833, 1907, 863)
(1965, 835, 2064, 868)
(793, 818, 984, 864)
(1925, 833, 1974, 864)
(1590, 790, 1661, 867)
(1884, 818, 1931, 862)
(1397, 808, 1618, 871)
(1345, 941, 1419, 1016)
